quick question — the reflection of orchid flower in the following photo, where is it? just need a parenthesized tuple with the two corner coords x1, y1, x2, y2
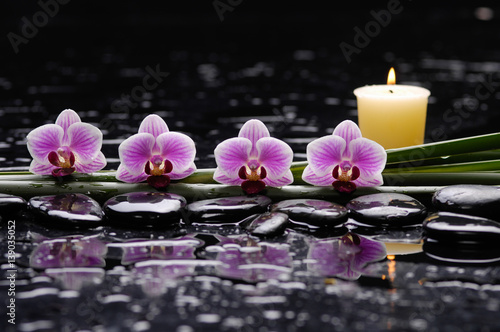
(45, 267, 105, 290)
(116, 114, 196, 189)
(302, 120, 386, 193)
(308, 233, 386, 280)
(213, 235, 292, 282)
(132, 260, 219, 297)
(213, 119, 293, 194)
(26, 109, 106, 177)
(29, 235, 107, 269)
(117, 236, 203, 265)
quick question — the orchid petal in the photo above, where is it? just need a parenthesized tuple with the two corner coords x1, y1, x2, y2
(116, 164, 148, 183)
(301, 165, 334, 186)
(238, 119, 270, 156)
(306, 135, 345, 176)
(67, 123, 103, 164)
(341, 267, 362, 280)
(156, 132, 196, 174)
(238, 119, 270, 143)
(138, 114, 169, 138)
(213, 167, 244, 186)
(263, 169, 293, 187)
(170, 162, 197, 180)
(332, 120, 362, 147)
(74, 152, 107, 174)
(350, 138, 387, 179)
(27, 124, 64, 163)
(29, 159, 56, 175)
(353, 237, 387, 269)
(55, 109, 81, 145)
(256, 137, 293, 180)
(214, 137, 252, 178)
(118, 133, 155, 175)
(354, 173, 384, 187)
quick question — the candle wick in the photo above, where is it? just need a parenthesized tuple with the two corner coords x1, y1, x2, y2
(389, 89, 393, 93)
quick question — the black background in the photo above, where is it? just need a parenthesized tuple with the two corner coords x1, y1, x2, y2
(1, 0, 500, 168)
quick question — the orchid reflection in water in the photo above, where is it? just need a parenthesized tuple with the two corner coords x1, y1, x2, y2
(211, 235, 293, 283)
(117, 236, 204, 265)
(116, 114, 197, 189)
(26, 109, 106, 177)
(44, 267, 105, 290)
(308, 233, 387, 280)
(30, 234, 108, 290)
(29, 235, 107, 269)
(302, 120, 386, 193)
(214, 119, 294, 194)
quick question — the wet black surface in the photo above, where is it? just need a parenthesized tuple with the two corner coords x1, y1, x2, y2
(1, 1, 500, 331)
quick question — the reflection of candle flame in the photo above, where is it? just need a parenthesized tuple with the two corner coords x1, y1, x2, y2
(386, 254, 397, 330)
(387, 67, 396, 85)
(387, 255, 396, 282)
(381, 254, 396, 282)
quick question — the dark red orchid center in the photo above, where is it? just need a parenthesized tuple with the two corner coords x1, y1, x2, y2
(48, 147, 76, 177)
(144, 156, 173, 190)
(238, 164, 267, 194)
(332, 162, 360, 194)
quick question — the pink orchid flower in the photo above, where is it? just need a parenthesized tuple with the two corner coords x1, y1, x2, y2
(302, 120, 386, 193)
(116, 114, 196, 189)
(26, 109, 106, 177)
(213, 119, 294, 194)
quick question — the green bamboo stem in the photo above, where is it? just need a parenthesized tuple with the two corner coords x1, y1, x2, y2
(382, 172, 500, 186)
(0, 179, 445, 205)
(383, 159, 500, 173)
(1, 172, 500, 205)
(385, 149, 500, 169)
(385, 132, 500, 164)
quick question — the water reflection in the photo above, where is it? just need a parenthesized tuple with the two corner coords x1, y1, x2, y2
(29, 235, 107, 269)
(44, 267, 105, 290)
(210, 235, 293, 283)
(131, 260, 220, 297)
(113, 236, 204, 265)
(308, 233, 387, 280)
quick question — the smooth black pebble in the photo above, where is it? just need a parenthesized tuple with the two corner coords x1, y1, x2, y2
(0, 193, 27, 217)
(423, 238, 500, 263)
(271, 199, 348, 228)
(346, 193, 427, 227)
(246, 212, 289, 237)
(432, 184, 500, 220)
(103, 192, 186, 228)
(29, 193, 103, 228)
(423, 211, 500, 243)
(185, 195, 272, 224)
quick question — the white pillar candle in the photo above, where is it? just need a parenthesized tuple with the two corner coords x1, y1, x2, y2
(353, 68, 431, 149)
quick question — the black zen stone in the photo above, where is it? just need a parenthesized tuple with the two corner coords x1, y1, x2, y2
(271, 199, 348, 228)
(246, 212, 289, 237)
(103, 192, 186, 228)
(432, 184, 500, 220)
(184, 195, 272, 224)
(29, 193, 103, 229)
(423, 212, 500, 243)
(346, 193, 427, 227)
(0, 193, 27, 217)
(423, 238, 500, 263)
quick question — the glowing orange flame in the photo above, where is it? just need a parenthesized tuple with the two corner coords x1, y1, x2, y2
(387, 67, 396, 85)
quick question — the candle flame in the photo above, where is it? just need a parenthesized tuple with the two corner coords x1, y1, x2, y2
(387, 67, 396, 85)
